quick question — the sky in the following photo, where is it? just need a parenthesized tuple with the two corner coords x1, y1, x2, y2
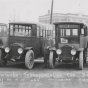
(0, 0, 88, 24)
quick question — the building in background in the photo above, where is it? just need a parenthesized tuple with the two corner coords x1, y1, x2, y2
(39, 13, 88, 25)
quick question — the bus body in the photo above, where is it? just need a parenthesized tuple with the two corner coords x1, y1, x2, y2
(1, 22, 53, 69)
(46, 22, 88, 70)
(0, 23, 8, 66)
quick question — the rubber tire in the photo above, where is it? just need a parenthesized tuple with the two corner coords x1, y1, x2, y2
(25, 50, 34, 70)
(0, 50, 7, 66)
(49, 51, 55, 69)
(44, 54, 49, 68)
(79, 51, 83, 70)
(83, 51, 86, 64)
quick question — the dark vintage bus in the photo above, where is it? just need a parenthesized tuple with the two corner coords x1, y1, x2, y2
(0, 23, 8, 66)
(0, 22, 53, 69)
(45, 22, 88, 70)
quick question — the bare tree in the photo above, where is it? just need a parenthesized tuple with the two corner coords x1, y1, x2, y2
(8, 9, 21, 22)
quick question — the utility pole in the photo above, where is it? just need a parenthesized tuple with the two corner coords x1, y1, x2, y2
(50, 0, 54, 24)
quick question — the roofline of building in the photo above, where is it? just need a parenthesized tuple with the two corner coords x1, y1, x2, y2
(53, 21, 87, 26)
(39, 13, 88, 18)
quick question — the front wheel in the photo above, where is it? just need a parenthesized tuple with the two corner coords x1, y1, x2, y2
(25, 50, 34, 70)
(0, 50, 7, 66)
(49, 51, 55, 69)
(79, 51, 83, 70)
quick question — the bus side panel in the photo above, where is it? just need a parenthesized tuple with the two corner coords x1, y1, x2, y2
(35, 37, 43, 57)
(0, 37, 8, 46)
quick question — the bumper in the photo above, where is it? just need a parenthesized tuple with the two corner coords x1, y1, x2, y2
(4, 53, 22, 61)
(59, 56, 73, 61)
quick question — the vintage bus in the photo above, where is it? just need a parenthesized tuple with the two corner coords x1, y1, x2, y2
(0, 22, 53, 69)
(45, 22, 88, 70)
(0, 23, 8, 66)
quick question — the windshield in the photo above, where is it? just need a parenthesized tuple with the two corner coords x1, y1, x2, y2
(58, 24, 79, 44)
(59, 29, 79, 43)
(60, 29, 78, 36)
(10, 24, 32, 37)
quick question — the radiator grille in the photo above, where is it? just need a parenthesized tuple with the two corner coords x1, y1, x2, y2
(60, 45, 72, 59)
(9, 44, 21, 58)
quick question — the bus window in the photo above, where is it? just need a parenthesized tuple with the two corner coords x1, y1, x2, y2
(29, 30, 31, 37)
(22, 29, 26, 36)
(15, 28, 19, 36)
(37, 26, 39, 37)
(28, 26, 32, 37)
(66, 29, 70, 36)
(43, 29, 45, 37)
(72, 29, 78, 36)
(18, 28, 22, 36)
(40, 26, 43, 37)
(25, 30, 28, 36)
(10, 25, 14, 35)
(47, 30, 50, 36)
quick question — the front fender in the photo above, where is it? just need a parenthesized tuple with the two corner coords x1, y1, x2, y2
(0, 45, 6, 49)
(49, 47, 56, 51)
(25, 47, 33, 51)
(44, 46, 56, 54)
(78, 48, 84, 52)
(23, 47, 34, 55)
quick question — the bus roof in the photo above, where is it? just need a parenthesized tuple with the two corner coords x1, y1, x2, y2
(9, 22, 53, 27)
(53, 22, 87, 26)
(0, 23, 7, 26)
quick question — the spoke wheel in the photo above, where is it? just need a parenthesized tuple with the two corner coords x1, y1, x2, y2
(0, 50, 7, 66)
(49, 51, 55, 69)
(25, 50, 34, 69)
(79, 51, 83, 70)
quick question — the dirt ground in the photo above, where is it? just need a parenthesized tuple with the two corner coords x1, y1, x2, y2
(0, 60, 88, 88)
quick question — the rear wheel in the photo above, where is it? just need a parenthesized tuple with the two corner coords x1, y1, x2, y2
(49, 51, 55, 69)
(79, 51, 83, 70)
(25, 50, 34, 70)
(0, 50, 7, 66)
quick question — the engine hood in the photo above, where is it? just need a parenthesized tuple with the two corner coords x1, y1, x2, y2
(58, 43, 79, 50)
(10, 43, 27, 49)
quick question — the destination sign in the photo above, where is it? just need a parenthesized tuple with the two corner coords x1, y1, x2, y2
(59, 24, 79, 28)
